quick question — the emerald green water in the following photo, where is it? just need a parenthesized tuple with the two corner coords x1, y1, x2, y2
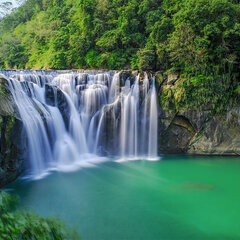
(7, 156, 240, 240)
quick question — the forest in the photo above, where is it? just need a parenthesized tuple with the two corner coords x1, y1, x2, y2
(0, 0, 240, 111)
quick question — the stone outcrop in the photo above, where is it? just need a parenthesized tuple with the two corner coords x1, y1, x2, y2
(158, 108, 240, 155)
(167, 74, 179, 85)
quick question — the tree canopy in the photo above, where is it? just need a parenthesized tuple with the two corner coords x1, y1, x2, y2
(0, 0, 239, 73)
(1, 0, 240, 111)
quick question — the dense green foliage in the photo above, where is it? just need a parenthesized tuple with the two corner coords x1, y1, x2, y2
(0, 191, 80, 240)
(0, 0, 239, 72)
(0, 0, 240, 110)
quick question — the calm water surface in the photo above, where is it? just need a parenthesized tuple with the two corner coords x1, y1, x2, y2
(7, 155, 240, 240)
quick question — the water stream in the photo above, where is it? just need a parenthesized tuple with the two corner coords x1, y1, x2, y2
(0, 70, 159, 178)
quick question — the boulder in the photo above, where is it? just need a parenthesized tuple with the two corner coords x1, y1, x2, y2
(167, 74, 179, 85)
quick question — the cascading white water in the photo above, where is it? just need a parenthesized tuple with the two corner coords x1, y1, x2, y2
(1, 70, 159, 178)
(7, 78, 53, 177)
(148, 77, 158, 159)
(120, 75, 140, 158)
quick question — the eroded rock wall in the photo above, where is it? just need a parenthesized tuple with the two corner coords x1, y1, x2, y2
(155, 71, 240, 156)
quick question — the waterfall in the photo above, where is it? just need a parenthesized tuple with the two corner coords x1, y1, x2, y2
(1, 70, 159, 178)
(7, 77, 54, 178)
(120, 75, 140, 158)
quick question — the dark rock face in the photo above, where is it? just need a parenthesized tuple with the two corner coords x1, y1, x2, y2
(0, 77, 26, 188)
(158, 107, 240, 155)
(119, 70, 139, 86)
(188, 109, 240, 155)
(159, 114, 196, 153)
(45, 83, 70, 128)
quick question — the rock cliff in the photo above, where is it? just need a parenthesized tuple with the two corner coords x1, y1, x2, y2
(155, 71, 240, 155)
